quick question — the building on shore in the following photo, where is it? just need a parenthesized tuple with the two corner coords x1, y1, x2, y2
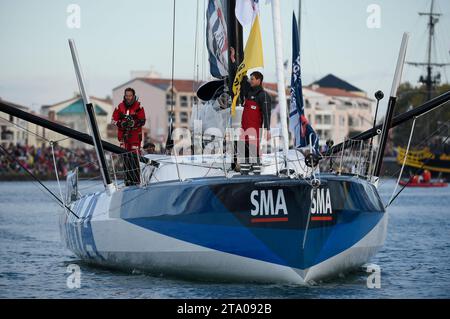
(1, 97, 69, 148)
(2, 74, 373, 150)
(41, 96, 115, 148)
(113, 73, 374, 147)
(0, 98, 30, 147)
(266, 74, 374, 145)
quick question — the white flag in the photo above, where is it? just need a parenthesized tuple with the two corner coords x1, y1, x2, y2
(235, 0, 259, 27)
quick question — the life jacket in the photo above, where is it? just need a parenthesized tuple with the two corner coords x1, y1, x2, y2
(112, 101, 146, 146)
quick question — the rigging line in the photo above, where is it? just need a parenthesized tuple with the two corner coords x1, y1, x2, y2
(50, 141, 66, 213)
(0, 144, 80, 219)
(0, 116, 100, 170)
(386, 133, 450, 208)
(202, 0, 207, 82)
(378, 117, 450, 187)
(0, 116, 51, 142)
(193, 0, 200, 88)
(169, 0, 176, 142)
(1, 161, 63, 217)
(170, 0, 181, 181)
(388, 116, 417, 206)
(54, 136, 70, 143)
(434, 27, 450, 83)
(1, 116, 74, 146)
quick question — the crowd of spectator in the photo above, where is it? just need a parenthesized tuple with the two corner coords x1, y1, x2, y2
(0, 143, 99, 177)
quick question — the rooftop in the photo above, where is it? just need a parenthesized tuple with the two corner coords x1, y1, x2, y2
(308, 87, 365, 98)
(114, 78, 203, 93)
(42, 96, 112, 110)
(56, 98, 108, 116)
(310, 74, 364, 93)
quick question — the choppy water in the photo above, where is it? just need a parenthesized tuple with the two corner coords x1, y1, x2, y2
(0, 179, 449, 298)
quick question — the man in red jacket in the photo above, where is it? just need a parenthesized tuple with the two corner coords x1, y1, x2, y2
(112, 87, 146, 185)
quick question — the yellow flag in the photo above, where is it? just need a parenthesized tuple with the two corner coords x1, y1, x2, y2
(231, 15, 264, 116)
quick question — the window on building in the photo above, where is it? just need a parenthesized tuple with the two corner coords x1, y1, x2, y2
(166, 91, 176, 106)
(348, 116, 359, 127)
(191, 96, 198, 106)
(324, 115, 332, 124)
(180, 112, 189, 123)
(305, 99, 311, 108)
(345, 101, 353, 106)
(1, 126, 13, 141)
(358, 102, 369, 108)
(328, 100, 335, 105)
(180, 95, 188, 107)
(315, 115, 322, 125)
(340, 115, 345, 126)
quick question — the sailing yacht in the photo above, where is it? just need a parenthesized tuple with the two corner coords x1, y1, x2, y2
(58, 0, 389, 284)
(1, 0, 449, 284)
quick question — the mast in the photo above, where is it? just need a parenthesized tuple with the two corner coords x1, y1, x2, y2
(271, 0, 289, 157)
(425, 0, 435, 101)
(68, 39, 113, 190)
(227, 0, 244, 94)
(407, 0, 449, 101)
(373, 33, 409, 177)
(226, 0, 243, 170)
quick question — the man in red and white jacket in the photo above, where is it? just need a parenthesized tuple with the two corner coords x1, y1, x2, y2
(112, 87, 146, 185)
(112, 87, 146, 152)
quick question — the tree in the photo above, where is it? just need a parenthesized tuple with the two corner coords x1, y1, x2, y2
(392, 82, 450, 148)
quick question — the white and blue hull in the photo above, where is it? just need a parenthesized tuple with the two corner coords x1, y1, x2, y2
(60, 174, 387, 284)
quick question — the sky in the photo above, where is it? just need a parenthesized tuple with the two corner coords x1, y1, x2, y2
(0, 0, 449, 117)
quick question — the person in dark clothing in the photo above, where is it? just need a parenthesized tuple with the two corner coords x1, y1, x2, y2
(230, 47, 272, 175)
(239, 71, 271, 175)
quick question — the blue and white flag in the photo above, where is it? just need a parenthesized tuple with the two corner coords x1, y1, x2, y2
(289, 13, 319, 153)
(206, 0, 228, 78)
